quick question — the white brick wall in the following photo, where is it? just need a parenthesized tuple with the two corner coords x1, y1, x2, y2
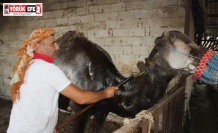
(0, 0, 188, 99)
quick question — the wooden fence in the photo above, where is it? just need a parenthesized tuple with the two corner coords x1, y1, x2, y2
(114, 78, 186, 133)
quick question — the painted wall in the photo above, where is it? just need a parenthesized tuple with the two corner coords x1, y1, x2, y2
(0, 0, 187, 99)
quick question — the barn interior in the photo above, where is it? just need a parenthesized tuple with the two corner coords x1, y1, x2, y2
(186, 0, 218, 133)
(0, 0, 218, 133)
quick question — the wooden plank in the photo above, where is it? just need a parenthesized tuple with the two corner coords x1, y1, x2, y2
(148, 85, 185, 114)
(140, 118, 149, 133)
(114, 77, 186, 133)
(113, 120, 139, 133)
(153, 109, 159, 133)
(179, 90, 185, 132)
(166, 102, 172, 133)
(162, 105, 167, 133)
(171, 98, 177, 133)
(174, 94, 180, 132)
(113, 117, 149, 133)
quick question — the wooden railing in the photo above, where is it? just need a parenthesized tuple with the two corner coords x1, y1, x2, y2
(114, 78, 186, 133)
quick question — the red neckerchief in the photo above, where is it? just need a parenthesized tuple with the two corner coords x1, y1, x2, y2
(33, 53, 54, 63)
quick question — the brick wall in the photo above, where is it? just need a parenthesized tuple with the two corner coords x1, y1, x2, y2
(0, 0, 187, 99)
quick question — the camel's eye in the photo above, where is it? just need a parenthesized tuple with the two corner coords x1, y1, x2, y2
(169, 34, 176, 43)
(169, 37, 174, 42)
(191, 49, 198, 56)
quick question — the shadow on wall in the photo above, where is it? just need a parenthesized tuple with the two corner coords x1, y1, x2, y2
(0, 39, 3, 44)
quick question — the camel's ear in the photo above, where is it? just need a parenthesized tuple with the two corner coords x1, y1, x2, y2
(137, 61, 145, 73)
(168, 33, 176, 43)
(150, 74, 155, 84)
(145, 58, 155, 67)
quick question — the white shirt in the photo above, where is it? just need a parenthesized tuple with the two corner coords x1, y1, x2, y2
(7, 59, 71, 133)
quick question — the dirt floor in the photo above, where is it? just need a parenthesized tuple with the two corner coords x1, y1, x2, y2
(0, 98, 123, 133)
(185, 84, 218, 133)
(56, 111, 123, 133)
(1, 84, 218, 133)
(0, 98, 11, 133)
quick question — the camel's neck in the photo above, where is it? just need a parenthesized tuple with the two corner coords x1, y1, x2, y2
(155, 65, 178, 82)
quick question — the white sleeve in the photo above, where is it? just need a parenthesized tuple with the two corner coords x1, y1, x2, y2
(46, 64, 71, 92)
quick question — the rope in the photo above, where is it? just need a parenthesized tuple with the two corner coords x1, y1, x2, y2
(56, 104, 94, 131)
(164, 46, 201, 60)
(163, 46, 218, 84)
(123, 110, 154, 133)
(136, 110, 154, 133)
